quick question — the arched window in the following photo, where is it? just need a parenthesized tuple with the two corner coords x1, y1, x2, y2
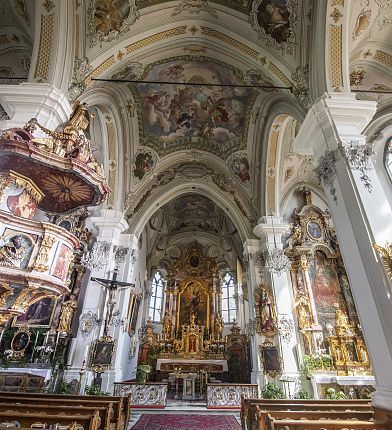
(148, 270, 164, 322)
(384, 137, 392, 181)
(221, 272, 237, 323)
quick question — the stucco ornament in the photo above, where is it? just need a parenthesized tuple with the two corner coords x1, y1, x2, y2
(172, 0, 218, 18)
(87, 0, 140, 47)
(315, 151, 338, 203)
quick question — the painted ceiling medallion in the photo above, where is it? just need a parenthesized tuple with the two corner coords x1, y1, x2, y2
(171, 0, 218, 18)
(131, 57, 255, 159)
(250, 0, 298, 54)
(87, 0, 140, 48)
(352, 9, 371, 39)
(41, 175, 91, 203)
(133, 149, 157, 181)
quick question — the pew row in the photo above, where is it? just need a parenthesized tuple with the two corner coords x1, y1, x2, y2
(240, 399, 374, 430)
(265, 414, 390, 430)
(0, 392, 128, 430)
(0, 410, 101, 430)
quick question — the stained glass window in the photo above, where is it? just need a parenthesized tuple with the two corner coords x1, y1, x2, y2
(385, 137, 392, 181)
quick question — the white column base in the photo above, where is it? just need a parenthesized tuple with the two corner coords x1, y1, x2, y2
(372, 385, 392, 412)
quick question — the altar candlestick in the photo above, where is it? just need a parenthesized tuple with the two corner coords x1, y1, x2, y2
(43, 331, 50, 347)
(53, 332, 60, 357)
(30, 330, 40, 362)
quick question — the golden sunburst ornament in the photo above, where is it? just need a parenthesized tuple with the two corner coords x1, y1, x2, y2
(41, 175, 91, 203)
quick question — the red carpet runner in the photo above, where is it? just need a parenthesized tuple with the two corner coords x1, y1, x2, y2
(131, 413, 241, 430)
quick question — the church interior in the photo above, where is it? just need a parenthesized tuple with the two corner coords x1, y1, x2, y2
(0, 0, 392, 429)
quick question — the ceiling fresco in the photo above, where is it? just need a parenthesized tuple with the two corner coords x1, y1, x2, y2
(131, 57, 256, 159)
(349, 0, 392, 101)
(145, 193, 243, 273)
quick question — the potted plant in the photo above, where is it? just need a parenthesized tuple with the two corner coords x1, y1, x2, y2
(136, 364, 152, 383)
(261, 382, 286, 399)
(324, 387, 348, 400)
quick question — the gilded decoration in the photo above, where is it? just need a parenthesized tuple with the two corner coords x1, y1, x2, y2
(285, 188, 367, 375)
(254, 284, 278, 336)
(89, 335, 116, 372)
(87, 0, 140, 48)
(250, 0, 298, 54)
(372, 242, 392, 280)
(57, 294, 77, 333)
(0, 102, 109, 213)
(171, 0, 218, 18)
(138, 242, 242, 364)
(10, 326, 31, 360)
(327, 307, 371, 375)
(130, 56, 256, 160)
(259, 339, 282, 377)
(352, 9, 371, 39)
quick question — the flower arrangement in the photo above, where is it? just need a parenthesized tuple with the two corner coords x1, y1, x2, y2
(261, 382, 286, 399)
(303, 352, 334, 377)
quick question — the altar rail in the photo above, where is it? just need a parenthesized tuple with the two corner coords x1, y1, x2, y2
(113, 382, 168, 409)
(206, 383, 259, 409)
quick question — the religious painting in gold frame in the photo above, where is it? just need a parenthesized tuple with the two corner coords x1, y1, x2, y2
(177, 280, 209, 329)
(127, 293, 141, 334)
(89, 335, 116, 372)
(259, 340, 282, 378)
(11, 327, 31, 355)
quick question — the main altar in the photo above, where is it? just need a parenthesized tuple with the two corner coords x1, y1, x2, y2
(136, 242, 249, 398)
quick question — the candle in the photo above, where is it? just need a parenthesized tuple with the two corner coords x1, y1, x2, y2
(0, 330, 4, 345)
(53, 332, 60, 357)
(44, 331, 50, 347)
(31, 330, 40, 362)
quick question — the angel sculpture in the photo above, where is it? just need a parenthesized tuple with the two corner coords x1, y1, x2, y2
(372, 242, 392, 280)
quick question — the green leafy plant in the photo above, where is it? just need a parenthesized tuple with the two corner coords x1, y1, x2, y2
(295, 389, 313, 399)
(85, 384, 110, 396)
(136, 364, 152, 383)
(261, 382, 286, 399)
(57, 379, 72, 394)
(303, 353, 333, 377)
(324, 387, 348, 400)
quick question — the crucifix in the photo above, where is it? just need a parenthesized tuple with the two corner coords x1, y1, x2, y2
(92, 269, 134, 336)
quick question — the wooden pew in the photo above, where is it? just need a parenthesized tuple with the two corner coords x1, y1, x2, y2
(265, 414, 391, 430)
(241, 399, 372, 430)
(0, 409, 101, 430)
(0, 402, 113, 430)
(0, 393, 126, 430)
(258, 410, 375, 430)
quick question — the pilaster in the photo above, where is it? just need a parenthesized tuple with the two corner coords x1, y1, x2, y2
(243, 239, 264, 387)
(254, 217, 301, 392)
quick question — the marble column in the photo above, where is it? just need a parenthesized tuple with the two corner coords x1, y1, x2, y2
(293, 93, 392, 411)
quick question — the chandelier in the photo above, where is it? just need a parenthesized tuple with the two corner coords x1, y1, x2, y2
(80, 241, 111, 271)
(265, 216, 291, 275)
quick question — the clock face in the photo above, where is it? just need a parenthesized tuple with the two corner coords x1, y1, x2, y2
(307, 221, 322, 240)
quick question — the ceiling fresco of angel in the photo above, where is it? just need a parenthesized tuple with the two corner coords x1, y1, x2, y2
(132, 58, 255, 159)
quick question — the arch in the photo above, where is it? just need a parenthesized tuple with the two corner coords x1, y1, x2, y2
(79, 84, 135, 211)
(127, 181, 253, 243)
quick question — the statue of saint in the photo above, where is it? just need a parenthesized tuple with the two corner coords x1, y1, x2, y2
(58, 294, 78, 333)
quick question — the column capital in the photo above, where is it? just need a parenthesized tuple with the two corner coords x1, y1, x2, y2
(0, 83, 72, 130)
(243, 239, 263, 256)
(90, 209, 129, 240)
(253, 216, 290, 251)
(293, 93, 377, 157)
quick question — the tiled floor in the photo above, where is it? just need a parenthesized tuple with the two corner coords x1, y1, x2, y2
(129, 400, 241, 429)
